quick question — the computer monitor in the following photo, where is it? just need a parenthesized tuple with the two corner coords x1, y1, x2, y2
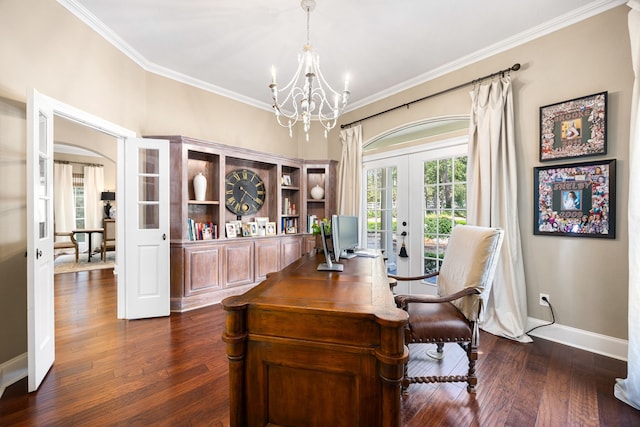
(317, 222, 343, 272)
(331, 214, 359, 261)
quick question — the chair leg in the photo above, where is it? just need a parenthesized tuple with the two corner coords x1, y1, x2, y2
(466, 340, 478, 393)
(401, 361, 410, 395)
(426, 342, 445, 360)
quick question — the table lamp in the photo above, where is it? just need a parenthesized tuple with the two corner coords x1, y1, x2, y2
(101, 191, 116, 218)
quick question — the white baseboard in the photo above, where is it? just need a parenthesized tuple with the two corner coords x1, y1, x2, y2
(0, 353, 28, 398)
(527, 317, 628, 361)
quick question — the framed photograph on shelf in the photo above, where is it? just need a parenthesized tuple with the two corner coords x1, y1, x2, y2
(225, 223, 237, 239)
(282, 175, 292, 186)
(285, 226, 297, 234)
(533, 159, 615, 238)
(231, 220, 242, 236)
(255, 217, 269, 236)
(243, 222, 258, 237)
(539, 91, 607, 162)
(266, 222, 277, 236)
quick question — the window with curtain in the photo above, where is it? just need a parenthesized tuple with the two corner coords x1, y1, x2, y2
(73, 172, 85, 242)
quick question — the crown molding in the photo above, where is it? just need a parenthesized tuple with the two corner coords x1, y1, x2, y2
(56, 0, 272, 112)
(347, 0, 627, 111)
(57, 0, 627, 114)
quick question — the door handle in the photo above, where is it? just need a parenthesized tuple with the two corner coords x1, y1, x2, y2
(162, 233, 167, 240)
(36, 249, 42, 259)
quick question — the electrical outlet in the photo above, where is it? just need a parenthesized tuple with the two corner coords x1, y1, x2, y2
(539, 293, 550, 307)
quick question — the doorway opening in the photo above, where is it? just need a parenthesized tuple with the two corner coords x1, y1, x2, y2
(53, 117, 117, 271)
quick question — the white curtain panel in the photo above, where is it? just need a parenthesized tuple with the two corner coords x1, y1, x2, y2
(615, 0, 640, 410)
(337, 125, 363, 216)
(53, 163, 75, 237)
(83, 165, 104, 252)
(467, 76, 531, 343)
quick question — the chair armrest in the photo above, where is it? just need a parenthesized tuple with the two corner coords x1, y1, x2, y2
(388, 271, 439, 281)
(395, 287, 480, 310)
(55, 232, 78, 244)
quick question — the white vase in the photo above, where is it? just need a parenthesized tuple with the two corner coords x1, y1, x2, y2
(310, 184, 325, 200)
(194, 172, 207, 201)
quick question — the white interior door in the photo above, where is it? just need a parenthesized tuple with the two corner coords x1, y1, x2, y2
(27, 89, 55, 392)
(123, 137, 170, 319)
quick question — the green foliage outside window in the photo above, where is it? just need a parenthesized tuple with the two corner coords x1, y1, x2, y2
(424, 214, 466, 239)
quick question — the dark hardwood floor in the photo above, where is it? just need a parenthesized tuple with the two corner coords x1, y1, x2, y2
(1, 269, 638, 426)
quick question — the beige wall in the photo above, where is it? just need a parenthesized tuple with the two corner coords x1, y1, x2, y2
(0, 98, 28, 363)
(342, 6, 632, 339)
(0, 0, 633, 365)
(54, 119, 117, 196)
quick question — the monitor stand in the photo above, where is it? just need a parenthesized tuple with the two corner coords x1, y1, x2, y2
(317, 225, 343, 272)
(317, 262, 344, 272)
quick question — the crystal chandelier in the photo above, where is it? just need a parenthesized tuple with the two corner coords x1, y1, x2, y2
(269, 0, 350, 141)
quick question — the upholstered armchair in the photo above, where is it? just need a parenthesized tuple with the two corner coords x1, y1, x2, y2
(54, 231, 79, 263)
(101, 219, 116, 261)
(390, 224, 504, 393)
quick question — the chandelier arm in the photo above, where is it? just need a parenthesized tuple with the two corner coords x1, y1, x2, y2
(274, 86, 306, 121)
(310, 92, 332, 117)
(314, 64, 346, 105)
(277, 58, 307, 93)
(309, 88, 342, 119)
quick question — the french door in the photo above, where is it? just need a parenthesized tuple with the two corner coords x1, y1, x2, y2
(27, 90, 55, 391)
(122, 138, 170, 319)
(27, 90, 169, 392)
(363, 138, 467, 295)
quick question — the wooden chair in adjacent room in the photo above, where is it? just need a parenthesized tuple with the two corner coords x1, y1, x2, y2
(390, 224, 504, 393)
(54, 231, 79, 263)
(101, 218, 116, 261)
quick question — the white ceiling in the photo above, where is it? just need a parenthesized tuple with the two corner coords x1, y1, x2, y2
(60, 0, 625, 113)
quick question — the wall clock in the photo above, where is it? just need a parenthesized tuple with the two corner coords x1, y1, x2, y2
(225, 168, 266, 216)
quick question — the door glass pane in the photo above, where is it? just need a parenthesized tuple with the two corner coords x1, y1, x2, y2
(366, 166, 397, 274)
(138, 148, 160, 229)
(139, 204, 159, 229)
(139, 176, 159, 201)
(38, 198, 48, 239)
(39, 156, 47, 197)
(38, 112, 47, 153)
(139, 148, 159, 174)
(38, 112, 50, 239)
(422, 156, 466, 280)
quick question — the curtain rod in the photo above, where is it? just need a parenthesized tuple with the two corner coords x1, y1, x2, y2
(54, 160, 103, 167)
(340, 63, 521, 129)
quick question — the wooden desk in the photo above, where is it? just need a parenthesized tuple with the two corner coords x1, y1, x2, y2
(222, 253, 408, 427)
(72, 228, 103, 262)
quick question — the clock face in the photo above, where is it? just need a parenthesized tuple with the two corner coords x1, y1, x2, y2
(225, 168, 266, 216)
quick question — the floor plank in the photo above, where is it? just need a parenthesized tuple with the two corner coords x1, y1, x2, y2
(1, 269, 639, 426)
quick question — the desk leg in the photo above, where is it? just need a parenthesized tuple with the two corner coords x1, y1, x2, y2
(376, 322, 409, 427)
(87, 233, 93, 262)
(222, 304, 247, 427)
